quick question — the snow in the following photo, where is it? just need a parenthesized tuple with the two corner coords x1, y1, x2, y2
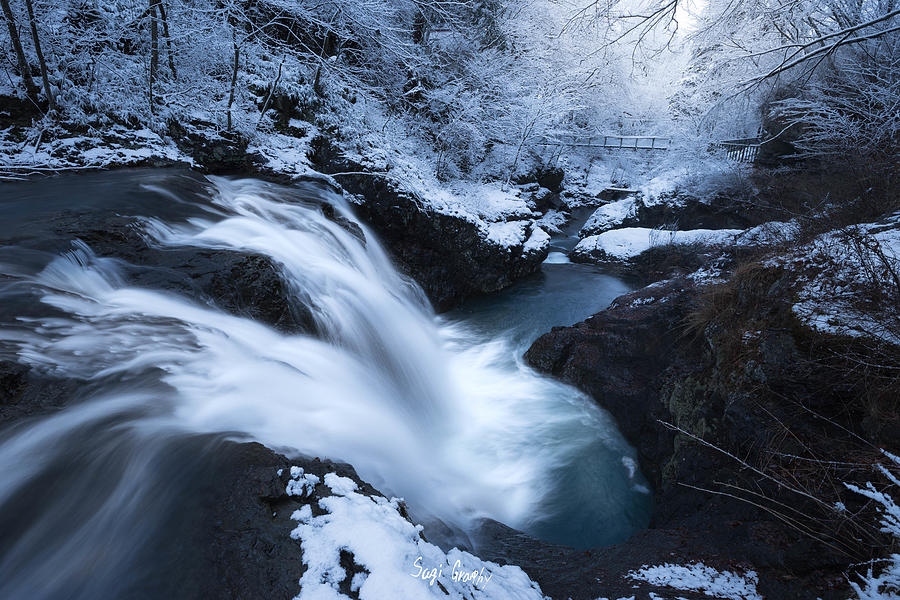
(535, 210, 568, 234)
(432, 182, 533, 226)
(248, 130, 318, 178)
(774, 215, 900, 345)
(734, 221, 800, 247)
(581, 198, 639, 236)
(485, 220, 528, 249)
(582, 160, 623, 196)
(322, 472, 357, 495)
(0, 125, 189, 176)
(573, 227, 742, 261)
(335, 100, 535, 236)
(524, 227, 551, 254)
(626, 563, 762, 600)
(687, 265, 728, 285)
(639, 173, 689, 205)
(287, 467, 320, 498)
(285, 468, 547, 600)
(478, 220, 549, 254)
(844, 451, 900, 599)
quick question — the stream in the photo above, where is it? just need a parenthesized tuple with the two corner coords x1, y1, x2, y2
(0, 169, 652, 598)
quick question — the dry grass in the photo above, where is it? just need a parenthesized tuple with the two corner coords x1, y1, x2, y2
(749, 155, 900, 238)
(678, 251, 900, 565)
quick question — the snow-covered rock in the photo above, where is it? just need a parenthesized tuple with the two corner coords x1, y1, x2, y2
(484, 220, 528, 249)
(534, 210, 567, 235)
(523, 227, 551, 255)
(286, 468, 547, 600)
(580, 198, 639, 236)
(774, 214, 900, 345)
(572, 227, 743, 263)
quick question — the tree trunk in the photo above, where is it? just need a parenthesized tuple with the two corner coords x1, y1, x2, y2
(158, 2, 176, 78)
(23, 0, 54, 112)
(227, 37, 239, 130)
(313, 12, 337, 97)
(256, 56, 284, 130)
(149, 0, 159, 110)
(0, 0, 39, 100)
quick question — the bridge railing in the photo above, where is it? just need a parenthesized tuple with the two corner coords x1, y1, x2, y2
(538, 134, 763, 163)
(716, 139, 762, 163)
(538, 135, 671, 150)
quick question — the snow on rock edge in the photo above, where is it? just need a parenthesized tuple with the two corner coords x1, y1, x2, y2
(573, 227, 743, 262)
(285, 467, 546, 600)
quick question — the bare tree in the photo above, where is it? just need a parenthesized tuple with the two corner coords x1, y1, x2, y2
(564, 0, 900, 87)
(226, 30, 239, 130)
(0, 0, 38, 100)
(158, 1, 176, 78)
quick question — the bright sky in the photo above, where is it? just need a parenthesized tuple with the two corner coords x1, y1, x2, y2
(675, 0, 710, 33)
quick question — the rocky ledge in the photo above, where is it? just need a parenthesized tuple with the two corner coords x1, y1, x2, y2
(523, 263, 900, 599)
(310, 137, 548, 311)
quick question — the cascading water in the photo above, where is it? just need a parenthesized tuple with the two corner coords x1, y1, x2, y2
(0, 171, 651, 598)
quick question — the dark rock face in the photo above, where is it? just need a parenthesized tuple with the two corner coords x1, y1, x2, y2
(0, 361, 80, 427)
(348, 178, 546, 311)
(168, 121, 263, 174)
(116, 439, 382, 600)
(525, 279, 695, 486)
(310, 137, 547, 311)
(535, 167, 565, 193)
(523, 276, 855, 599)
(530, 186, 563, 213)
(517, 166, 565, 193)
(630, 193, 755, 230)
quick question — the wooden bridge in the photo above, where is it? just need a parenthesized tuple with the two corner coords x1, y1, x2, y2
(539, 134, 762, 163)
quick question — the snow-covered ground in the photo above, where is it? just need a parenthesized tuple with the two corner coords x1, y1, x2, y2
(0, 124, 189, 176)
(774, 214, 900, 345)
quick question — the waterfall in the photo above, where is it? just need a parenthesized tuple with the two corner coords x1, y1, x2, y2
(0, 174, 650, 598)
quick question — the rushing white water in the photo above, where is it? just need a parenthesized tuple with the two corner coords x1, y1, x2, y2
(0, 174, 649, 594)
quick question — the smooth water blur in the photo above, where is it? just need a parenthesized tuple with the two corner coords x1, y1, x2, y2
(0, 171, 651, 597)
(448, 262, 631, 349)
(444, 219, 650, 548)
